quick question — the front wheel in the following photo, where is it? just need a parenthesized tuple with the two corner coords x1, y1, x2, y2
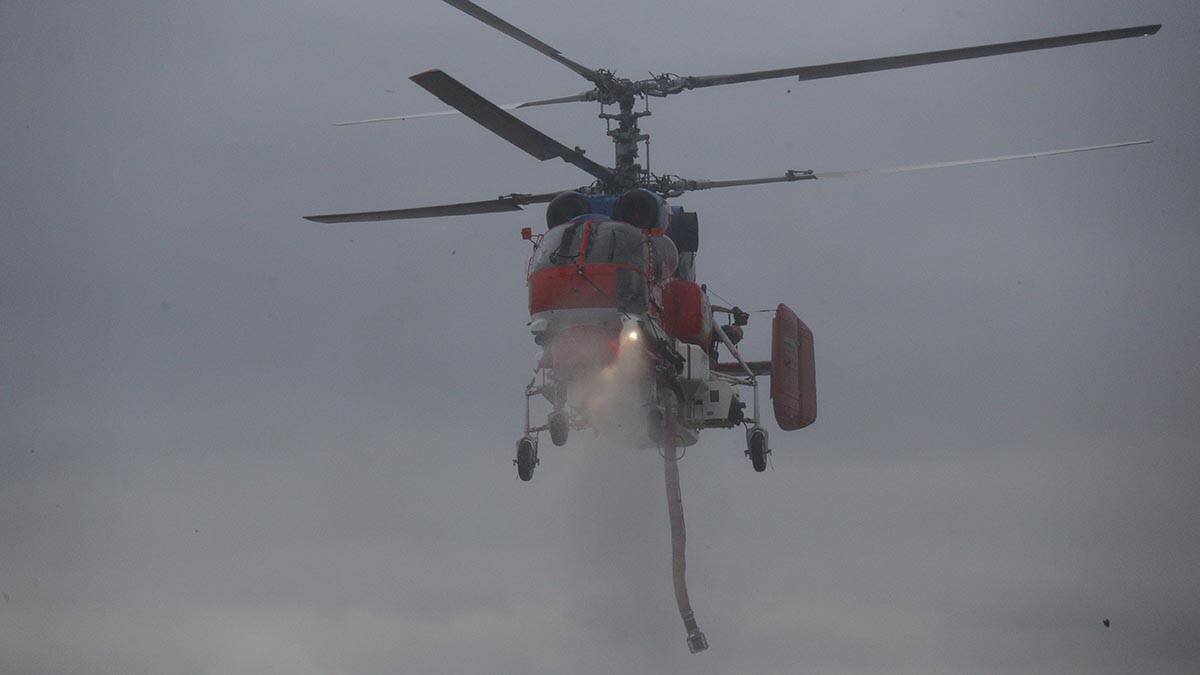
(515, 437, 537, 481)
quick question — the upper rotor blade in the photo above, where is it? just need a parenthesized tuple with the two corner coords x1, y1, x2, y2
(440, 0, 600, 83)
(679, 24, 1161, 91)
(304, 191, 565, 224)
(334, 91, 594, 127)
(410, 69, 615, 183)
(671, 140, 1152, 192)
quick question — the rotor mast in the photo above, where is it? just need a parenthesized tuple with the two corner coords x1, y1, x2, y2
(602, 93, 650, 191)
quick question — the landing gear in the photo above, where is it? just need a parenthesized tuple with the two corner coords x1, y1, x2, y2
(515, 437, 538, 481)
(746, 427, 769, 472)
(548, 410, 570, 446)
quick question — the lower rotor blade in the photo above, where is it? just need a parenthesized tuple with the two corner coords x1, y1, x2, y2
(411, 69, 614, 183)
(815, 140, 1153, 179)
(304, 191, 564, 224)
(670, 140, 1152, 192)
(334, 91, 593, 127)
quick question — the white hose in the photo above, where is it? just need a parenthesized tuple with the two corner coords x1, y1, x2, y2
(663, 409, 708, 653)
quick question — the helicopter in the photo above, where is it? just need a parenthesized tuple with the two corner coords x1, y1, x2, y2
(307, 0, 1156, 477)
(305, 0, 1158, 652)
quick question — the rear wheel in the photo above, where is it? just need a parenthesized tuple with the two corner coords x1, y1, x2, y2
(515, 437, 537, 481)
(652, 383, 681, 446)
(647, 408, 665, 444)
(549, 411, 569, 447)
(747, 428, 768, 472)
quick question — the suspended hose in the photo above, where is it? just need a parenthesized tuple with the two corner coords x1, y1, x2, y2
(663, 408, 708, 653)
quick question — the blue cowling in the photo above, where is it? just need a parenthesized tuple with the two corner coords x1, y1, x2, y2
(584, 194, 619, 216)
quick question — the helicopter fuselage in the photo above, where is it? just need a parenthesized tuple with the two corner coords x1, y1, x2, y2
(521, 199, 765, 451)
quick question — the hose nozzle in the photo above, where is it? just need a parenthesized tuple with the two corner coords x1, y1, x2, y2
(682, 610, 708, 653)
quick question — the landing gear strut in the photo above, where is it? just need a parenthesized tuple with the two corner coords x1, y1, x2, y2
(746, 427, 769, 472)
(514, 437, 538, 481)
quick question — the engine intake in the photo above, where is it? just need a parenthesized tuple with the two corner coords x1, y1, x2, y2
(545, 191, 591, 229)
(612, 188, 665, 230)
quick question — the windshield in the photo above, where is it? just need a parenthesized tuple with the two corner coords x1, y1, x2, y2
(585, 220, 645, 267)
(650, 235, 678, 278)
(532, 219, 586, 272)
(533, 218, 645, 273)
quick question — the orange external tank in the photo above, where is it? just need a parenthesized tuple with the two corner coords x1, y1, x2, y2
(661, 279, 713, 347)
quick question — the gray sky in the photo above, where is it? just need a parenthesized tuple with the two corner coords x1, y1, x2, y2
(2, 1, 1198, 673)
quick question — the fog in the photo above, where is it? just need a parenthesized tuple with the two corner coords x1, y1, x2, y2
(3, 1, 1199, 673)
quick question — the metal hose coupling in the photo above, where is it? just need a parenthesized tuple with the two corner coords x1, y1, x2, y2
(682, 611, 708, 653)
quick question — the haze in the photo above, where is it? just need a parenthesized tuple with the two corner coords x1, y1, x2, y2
(2, 1, 1198, 673)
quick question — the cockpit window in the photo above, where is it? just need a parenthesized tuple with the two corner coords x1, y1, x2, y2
(533, 218, 644, 273)
(532, 219, 585, 272)
(650, 235, 679, 278)
(584, 220, 645, 267)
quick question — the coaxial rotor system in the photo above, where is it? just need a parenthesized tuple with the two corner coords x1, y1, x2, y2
(307, 0, 1157, 223)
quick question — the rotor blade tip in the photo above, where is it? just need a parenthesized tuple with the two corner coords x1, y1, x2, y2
(410, 69, 444, 82)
